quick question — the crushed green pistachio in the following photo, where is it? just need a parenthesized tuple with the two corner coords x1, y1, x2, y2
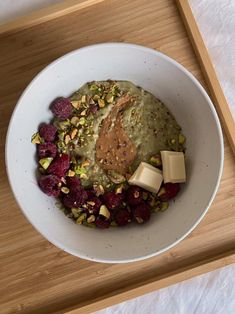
(160, 202, 169, 212)
(67, 170, 75, 177)
(76, 213, 87, 224)
(39, 157, 53, 169)
(87, 215, 96, 223)
(99, 205, 110, 219)
(150, 155, 162, 167)
(61, 187, 70, 194)
(31, 132, 43, 144)
(98, 99, 105, 108)
(79, 117, 86, 125)
(70, 116, 80, 126)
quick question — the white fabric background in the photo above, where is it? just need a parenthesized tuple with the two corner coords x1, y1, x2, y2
(1, 1, 234, 313)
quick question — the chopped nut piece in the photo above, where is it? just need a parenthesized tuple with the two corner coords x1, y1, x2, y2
(61, 187, 70, 194)
(71, 100, 80, 109)
(87, 215, 96, 223)
(89, 84, 98, 91)
(106, 93, 114, 103)
(93, 184, 105, 196)
(99, 205, 110, 219)
(87, 201, 95, 206)
(81, 160, 90, 167)
(65, 134, 71, 144)
(115, 184, 124, 194)
(98, 99, 105, 108)
(70, 116, 80, 126)
(31, 132, 43, 144)
(39, 157, 53, 169)
(93, 94, 100, 101)
(160, 201, 169, 212)
(150, 155, 162, 167)
(80, 109, 87, 116)
(76, 213, 87, 224)
(67, 170, 75, 177)
(81, 95, 86, 103)
(71, 207, 82, 218)
(80, 173, 88, 179)
(79, 117, 86, 125)
(70, 128, 78, 139)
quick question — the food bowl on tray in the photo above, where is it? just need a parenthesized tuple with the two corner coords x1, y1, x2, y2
(6, 43, 223, 263)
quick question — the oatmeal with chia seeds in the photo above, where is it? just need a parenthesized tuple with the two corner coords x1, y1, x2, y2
(32, 80, 186, 228)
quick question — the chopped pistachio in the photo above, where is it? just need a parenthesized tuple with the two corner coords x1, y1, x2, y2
(150, 155, 162, 167)
(87, 201, 95, 206)
(76, 213, 87, 224)
(70, 128, 78, 139)
(61, 187, 70, 194)
(87, 215, 96, 223)
(81, 160, 90, 167)
(80, 109, 87, 116)
(106, 93, 114, 103)
(99, 205, 110, 219)
(179, 133, 186, 144)
(70, 116, 80, 126)
(67, 170, 75, 177)
(98, 98, 105, 108)
(81, 95, 87, 103)
(71, 100, 80, 109)
(171, 138, 176, 144)
(93, 94, 100, 101)
(75, 166, 87, 176)
(31, 132, 43, 144)
(58, 120, 70, 130)
(39, 157, 53, 170)
(79, 117, 86, 125)
(115, 184, 124, 194)
(160, 201, 169, 212)
(89, 84, 98, 91)
(58, 131, 65, 141)
(80, 173, 88, 180)
(71, 207, 82, 218)
(158, 187, 166, 197)
(65, 134, 71, 144)
(82, 221, 96, 228)
(93, 184, 105, 196)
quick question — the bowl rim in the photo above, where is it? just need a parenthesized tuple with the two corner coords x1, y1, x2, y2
(5, 42, 224, 263)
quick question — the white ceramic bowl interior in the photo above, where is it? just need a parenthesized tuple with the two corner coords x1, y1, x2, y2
(6, 43, 223, 263)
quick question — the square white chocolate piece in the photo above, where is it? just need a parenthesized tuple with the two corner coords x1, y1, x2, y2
(128, 162, 163, 193)
(161, 151, 186, 183)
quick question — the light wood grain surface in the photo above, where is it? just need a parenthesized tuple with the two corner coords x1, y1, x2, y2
(0, 0, 234, 313)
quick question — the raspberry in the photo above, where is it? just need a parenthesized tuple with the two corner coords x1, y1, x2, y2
(66, 176, 81, 191)
(85, 197, 102, 214)
(115, 209, 131, 226)
(38, 174, 61, 197)
(126, 186, 143, 206)
(95, 216, 110, 229)
(38, 142, 57, 158)
(62, 187, 88, 208)
(102, 191, 125, 210)
(39, 123, 57, 142)
(51, 97, 72, 120)
(47, 154, 70, 177)
(132, 203, 151, 223)
(159, 183, 180, 201)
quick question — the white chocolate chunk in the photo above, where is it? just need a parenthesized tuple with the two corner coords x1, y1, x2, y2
(128, 162, 163, 193)
(161, 151, 186, 183)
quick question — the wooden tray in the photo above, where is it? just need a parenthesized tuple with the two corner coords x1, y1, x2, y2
(0, 0, 234, 313)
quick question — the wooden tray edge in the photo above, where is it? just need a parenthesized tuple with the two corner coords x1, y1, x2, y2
(64, 250, 235, 314)
(0, 0, 106, 35)
(176, 0, 235, 155)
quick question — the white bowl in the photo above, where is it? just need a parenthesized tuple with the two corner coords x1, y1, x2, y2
(6, 43, 223, 263)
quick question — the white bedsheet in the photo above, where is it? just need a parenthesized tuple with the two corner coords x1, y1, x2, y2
(1, 1, 234, 313)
